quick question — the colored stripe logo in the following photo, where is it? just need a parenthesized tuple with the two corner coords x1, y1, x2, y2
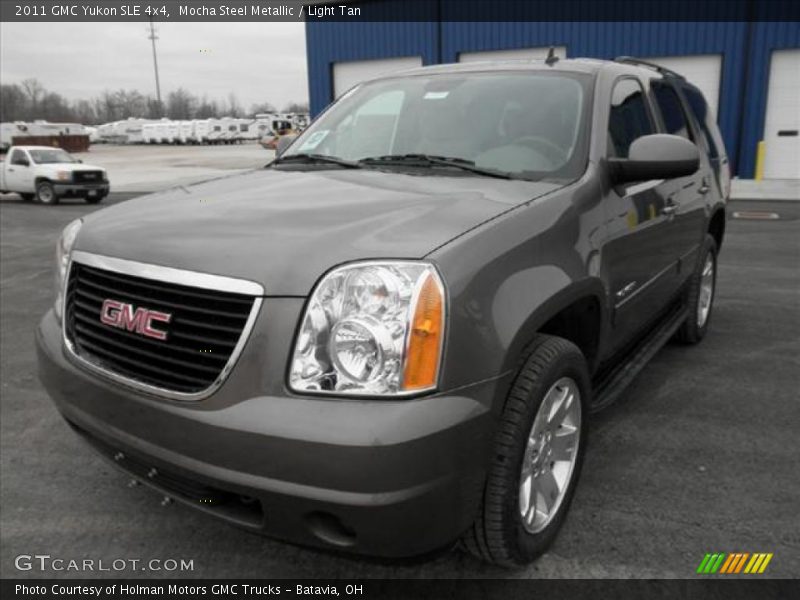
(697, 553, 773, 574)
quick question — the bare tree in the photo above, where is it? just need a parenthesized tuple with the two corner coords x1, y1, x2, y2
(195, 96, 219, 119)
(283, 101, 309, 113)
(20, 78, 45, 116)
(72, 99, 97, 124)
(114, 89, 148, 119)
(0, 84, 28, 121)
(250, 102, 276, 115)
(227, 92, 242, 118)
(166, 88, 195, 120)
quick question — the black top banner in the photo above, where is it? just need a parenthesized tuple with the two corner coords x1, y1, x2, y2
(1, 0, 800, 22)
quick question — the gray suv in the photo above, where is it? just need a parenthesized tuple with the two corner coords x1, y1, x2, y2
(36, 57, 728, 566)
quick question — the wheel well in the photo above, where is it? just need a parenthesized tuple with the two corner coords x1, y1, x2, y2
(538, 296, 601, 370)
(709, 209, 725, 250)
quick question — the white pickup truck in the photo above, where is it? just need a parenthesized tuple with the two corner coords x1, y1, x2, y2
(0, 146, 109, 205)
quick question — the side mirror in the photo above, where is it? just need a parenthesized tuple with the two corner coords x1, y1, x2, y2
(275, 134, 298, 157)
(608, 134, 699, 184)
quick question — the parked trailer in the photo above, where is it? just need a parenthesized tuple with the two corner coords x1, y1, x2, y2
(141, 123, 161, 144)
(27, 120, 88, 136)
(206, 120, 227, 144)
(235, 119, 260, 142)
(192, 120, 211, 144)
(1, 122, 32, 151)
(118, 118, 157, 144)
(175, 121, 194, 144)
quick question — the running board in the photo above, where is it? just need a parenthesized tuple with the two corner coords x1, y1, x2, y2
(590, 305, 689, 413)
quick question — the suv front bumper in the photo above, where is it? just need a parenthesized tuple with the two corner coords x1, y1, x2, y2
(36, 307, 504, 557)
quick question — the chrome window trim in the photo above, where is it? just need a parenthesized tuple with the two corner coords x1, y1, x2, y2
(61, 250, 264, 402)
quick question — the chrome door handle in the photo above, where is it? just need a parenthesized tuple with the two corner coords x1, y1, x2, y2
(662, 200, 679, 215)
(698, 177, 711, 195)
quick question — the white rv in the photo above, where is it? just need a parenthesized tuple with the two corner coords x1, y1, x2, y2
(0, 122, 33, 151)
(192, 120, 211, 144)
(162, 121, 180, 144)
(206, 119, 227, 144)
(234, 119, 259, 142)
(117, 118, 154, 144)
(176, 121, 194, 144)
(141, 123, 161, 144)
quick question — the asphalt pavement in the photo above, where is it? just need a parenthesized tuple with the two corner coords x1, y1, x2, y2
(1, 192, 798, 579)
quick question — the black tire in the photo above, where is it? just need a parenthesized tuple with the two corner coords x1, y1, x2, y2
(84, 194, 104, 205)
(676, 234, 718, 344)
(35, 181, 59, 205)
(461, 334, 590, 567)
(19, 193, 35, 202)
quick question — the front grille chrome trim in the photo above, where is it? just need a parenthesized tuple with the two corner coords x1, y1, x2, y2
(62, 250, 264, 402)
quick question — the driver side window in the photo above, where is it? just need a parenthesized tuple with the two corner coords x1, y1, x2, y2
(608, 78, 655, 158)
(10, 149, 29, 166)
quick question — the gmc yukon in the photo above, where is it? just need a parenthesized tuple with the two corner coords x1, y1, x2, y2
(36, 57, 728, 566)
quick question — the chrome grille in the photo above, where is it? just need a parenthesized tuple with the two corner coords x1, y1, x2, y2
(72, 170, 104, 184)
(64, 255, 261, 397)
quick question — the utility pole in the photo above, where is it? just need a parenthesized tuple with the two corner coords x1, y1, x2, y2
(148, 18, 163, 116)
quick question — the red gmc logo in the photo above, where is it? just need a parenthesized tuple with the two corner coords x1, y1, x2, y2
(100, 299, 172, 341)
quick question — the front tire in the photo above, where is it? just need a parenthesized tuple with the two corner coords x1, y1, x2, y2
(84, 194, 104, 205)
(676, 234, 717, 344)
(461, 335, 589, 566)
(36, 181, 59, 205)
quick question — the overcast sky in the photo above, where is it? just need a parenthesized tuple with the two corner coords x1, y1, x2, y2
(0, 22, 308, 110)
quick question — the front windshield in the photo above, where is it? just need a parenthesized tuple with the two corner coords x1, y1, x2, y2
(29, 149, 76, 164)
(284, 71, 590, 180)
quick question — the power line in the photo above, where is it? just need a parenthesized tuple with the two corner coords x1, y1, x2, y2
(148, 18, 162, 115)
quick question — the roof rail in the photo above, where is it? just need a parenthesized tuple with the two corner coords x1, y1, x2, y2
(613, 56, 685, 79)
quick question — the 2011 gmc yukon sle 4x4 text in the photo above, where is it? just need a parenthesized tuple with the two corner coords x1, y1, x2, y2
(36, 57, 728, 566)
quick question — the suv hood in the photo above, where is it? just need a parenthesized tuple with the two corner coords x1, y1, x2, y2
(76, 168, 560, 295)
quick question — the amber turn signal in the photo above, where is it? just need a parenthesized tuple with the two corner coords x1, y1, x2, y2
(403, 272, 445, 390)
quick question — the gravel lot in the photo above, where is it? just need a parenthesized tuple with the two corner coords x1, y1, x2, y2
(1, 189, 798, 579)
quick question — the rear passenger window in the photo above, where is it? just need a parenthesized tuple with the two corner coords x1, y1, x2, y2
(608, 79, 655, 158)
(682, 86, 720, 159)
(652, 82, 693, 141)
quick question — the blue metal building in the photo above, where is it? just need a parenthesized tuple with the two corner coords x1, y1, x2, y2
(305, 6, 800, 178)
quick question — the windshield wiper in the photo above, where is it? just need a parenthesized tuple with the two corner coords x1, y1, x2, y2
(359, 154, 520, 180)
(271, 153, 363, 169)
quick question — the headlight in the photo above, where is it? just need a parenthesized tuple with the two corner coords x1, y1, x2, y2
(289, 261, 446, 396)
(53, 218, 82, 321)
(56, 170, 71, 181)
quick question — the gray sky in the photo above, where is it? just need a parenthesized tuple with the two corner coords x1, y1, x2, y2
(0, 22, 308, 110)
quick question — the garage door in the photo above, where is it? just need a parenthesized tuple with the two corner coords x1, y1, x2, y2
(459, 46, 567, 63)
(763, 49, 800, 179)
(646, 55, 722, 116)
(332, 56, 422, 99)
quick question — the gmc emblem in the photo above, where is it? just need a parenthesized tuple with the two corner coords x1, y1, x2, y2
(100, 299, 172, 341)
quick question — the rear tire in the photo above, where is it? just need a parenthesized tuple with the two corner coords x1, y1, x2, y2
(19, 193, 35, 202)
(461, 335, 589, 566)
(676, 234, 717, 344)
(84, 194, 104, 205)
(36, 181, 59, 205)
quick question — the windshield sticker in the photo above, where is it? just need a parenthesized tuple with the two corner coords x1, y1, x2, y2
(297, 130, 329, 152)
(424, 91, 450, 100)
